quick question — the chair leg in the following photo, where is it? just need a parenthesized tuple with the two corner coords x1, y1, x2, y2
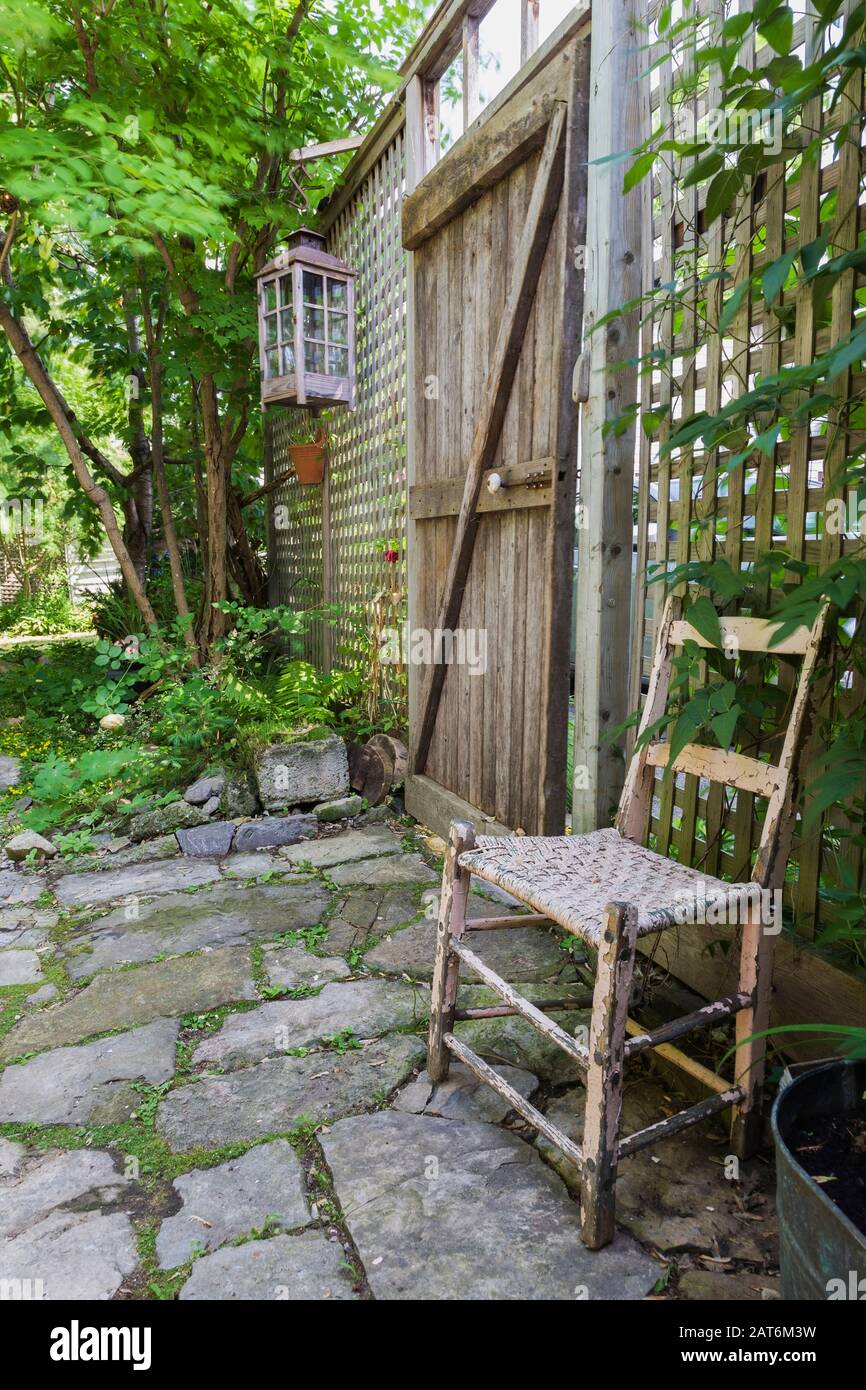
(428, 819, 475, 1084)
(581, 901, 638, 1250)
(731, 906, 775, 1159)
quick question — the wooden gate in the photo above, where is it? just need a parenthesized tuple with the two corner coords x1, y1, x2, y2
(402, 23, 589, 838)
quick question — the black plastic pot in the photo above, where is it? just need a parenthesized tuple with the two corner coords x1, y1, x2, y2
(772, 1059, 866, 1300)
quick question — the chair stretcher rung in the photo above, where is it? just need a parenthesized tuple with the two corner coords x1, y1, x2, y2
(624, 993, 752, 1058)
(616, 1087, 745, 1160)
(444, 1033, 585, 1172)
(465, 913, 553, 931)
(450, 939, 589, 1070)
(454, 992, 593, 1020)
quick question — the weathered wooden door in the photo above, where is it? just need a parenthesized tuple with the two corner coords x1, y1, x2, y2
(402, 26, 589, 838)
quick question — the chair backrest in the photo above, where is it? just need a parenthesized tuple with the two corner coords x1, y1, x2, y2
(616, 596, 833, 888)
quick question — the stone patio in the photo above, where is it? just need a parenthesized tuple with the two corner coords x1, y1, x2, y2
(0, 821, 780, 1301)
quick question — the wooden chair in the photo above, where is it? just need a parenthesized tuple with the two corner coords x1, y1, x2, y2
(427, 596, 832, 1248)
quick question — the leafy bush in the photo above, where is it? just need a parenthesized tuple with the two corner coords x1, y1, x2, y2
(0, 582, 89, 636)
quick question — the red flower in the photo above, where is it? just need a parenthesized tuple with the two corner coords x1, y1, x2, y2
(384, 548, 399, 564)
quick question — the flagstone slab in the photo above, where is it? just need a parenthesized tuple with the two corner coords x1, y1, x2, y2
(536, 1083, 777, 1264)
(219, 853, 280, 879)
(157, 1034, 426, 1150)
(279, 825, 403, 869)
(453, 988, 589, 1085)
(365, 908, 573, 983)
(0, 756, 21, 789)
(0, 870, 44, 906)
(0, 947, 43, 985)
(53, 857, 221, 907)
(328, 853, 437, 887)
(261, 943, 351, 991)
(0, 946, 256, 1059)
(322, 1111, 658, 1301)
(179, 1230, 357, 1300)
(0, 1209, 138, 1300)
(0, 1019, 179, 1125)
(0, 1148, 131, 1239)
(193, 979, 426, 1070)
(393, 1061, 539, 1124)
(324, 886, 423, 956)
(156, 1140, 310, 1268)
(54, 835, 180, 876)
(60, 882, 330, 979)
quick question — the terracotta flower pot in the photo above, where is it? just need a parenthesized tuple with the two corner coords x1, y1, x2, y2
(289, 429, 326, 484)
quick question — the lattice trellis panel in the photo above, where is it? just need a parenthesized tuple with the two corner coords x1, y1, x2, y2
(630, 0, 866, 942)
(267, 128, 408, 667)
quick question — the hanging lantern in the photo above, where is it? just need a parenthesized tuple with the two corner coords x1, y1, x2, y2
(255, 229, 356, 410)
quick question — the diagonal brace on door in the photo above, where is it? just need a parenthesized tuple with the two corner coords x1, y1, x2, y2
(412, 100, 568, 776)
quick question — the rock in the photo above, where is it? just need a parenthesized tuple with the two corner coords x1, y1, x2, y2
(184, 774, 226, 806)
(0, 1137, 23, 1177)
(180, 1231, 357, 1301)
(233, 815, 317, 853)
(0, 1209, 138, 1300)
(0, 1148, 131, 1239)
(0, 947, 43, 985)
(30, 982, 58, 1005)
(314, 795, 364, 822)
(220, 775, 260, 818)
(219, 852, 280, 879)
(679, 1269, 780, 1301)
(201, 796, 221, 817)
(53, 834, 181, 876)
(0, 868, 43, 905)
(322, 1112, 658, 1300)
(5, 831, 57, 862)
(156, 1140, 310, 1268)
(176, 821, 236, 857)
(280, 825, 401, 870)
(157, 1034, 425, 1150)
(193, 979, 426, 1070)
(254, 734, 349, 811)
(355, 805, 392, 826)
(99, 713, 125, 731)
(328, 854, 439, 887)
(366, 909, 573, 984)
(127, 801, 209, 843)
(60, 882, 329, 979)
(262, 943, 351, 991)
(455, 989, 589, 1085)
(535, 1082, 777, 1263)
(53, 857, 221, 907)
(0, 946, 256, 1059)
(0, 756, 21, 789)
(324, 886, 422, 956)
(0, 1020, 179, 1125)
(394, 1062, 539, 1124)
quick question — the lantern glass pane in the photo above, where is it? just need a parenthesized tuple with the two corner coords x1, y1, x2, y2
(281, 344, 295, 374)
(263, 280, 277, 313)
(327, 277, 348, 310)
(305, 340, 326, 373)
(328, 345, 349, 376)
(264, 314, 278, 346)
(303, 271, 324, 306)
(279, 274, 293, 307)
(329, 310, 348, 345)
(280, 308, 293, 341)
(265, 347, 279, 379)
(303, 306, 325, 339)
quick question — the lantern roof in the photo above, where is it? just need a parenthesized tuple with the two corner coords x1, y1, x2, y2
(255, 228, 356, 280)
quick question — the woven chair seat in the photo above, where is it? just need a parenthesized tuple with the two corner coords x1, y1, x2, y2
(459, 827, 757, 947)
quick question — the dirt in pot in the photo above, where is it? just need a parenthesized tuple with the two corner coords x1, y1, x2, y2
(788, 1096, 866, 1237)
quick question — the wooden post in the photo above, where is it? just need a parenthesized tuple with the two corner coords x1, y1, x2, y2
(521, 0, 540, 65)
(581, 900, 638, 1249)
(731, 907, 775, 1159)
(428, 820, 475, 1083)
(462, 15, 480, 130)
(571, 0, 647, 831)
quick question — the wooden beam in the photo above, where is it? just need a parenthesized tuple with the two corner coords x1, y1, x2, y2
(521, 0, 540, 64)
(465, 912, 554, 930)
(402, 62, 566, 249)
(405, 773, 512, 839)
(408, 457, 553, 519)
(645, 742, 782, 798)
(462, 14, 480, 130)
(617, 1088, 744, 1160)
(669, 616, 811, 656)
(412, 103, 567, 776)
(406, 74, 440, 189)
(624, 993, 751, 1058)
(289, 136, 365, 163)
(572, 0, 648, 831)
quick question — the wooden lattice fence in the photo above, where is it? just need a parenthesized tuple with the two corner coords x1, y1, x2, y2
(629, 0, 866, 946)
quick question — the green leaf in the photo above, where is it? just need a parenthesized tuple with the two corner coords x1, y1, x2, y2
(711, 705, 741, 749)
(705, 169, 742, 227)
(762, 249, 796, 304)
(758, 5, 794, 55)
(623, 150, 656, 193)
(686, 596, 724, 648)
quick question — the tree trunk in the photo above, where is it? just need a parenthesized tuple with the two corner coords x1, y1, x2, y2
(0, 299, 158, 627)
(198, 375, 230, 648)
